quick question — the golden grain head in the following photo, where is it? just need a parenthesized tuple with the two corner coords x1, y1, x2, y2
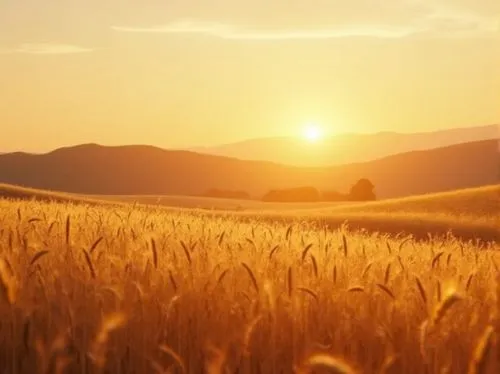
(303, 354, 357, 374)
(0, 191, 497, 373)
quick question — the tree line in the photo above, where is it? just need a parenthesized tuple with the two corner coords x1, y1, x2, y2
(202, 178, 376, 202)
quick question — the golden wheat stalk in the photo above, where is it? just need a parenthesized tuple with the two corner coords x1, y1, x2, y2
(419, 320, 429, 361)
(150, 238, 158, 269)
(89, 236, 104, 254)
(377, 283, 396, 300)
(342, 234, 348, 257)
(310, 254, 318, 278)
(159, 344, 187, 374)
(288, 266, 293, 297)
(242, 315, 263, 356)
(204, 344, 227, 374)
(467, 325, 494, 374)
(242, 262, 259, 294)
(431, 288, 461, 326)
(431, 251, 445, 269)
(0, 258, 16, 304)
(299, 354, 357, 374)
(216, 269, 229, 288)
(181, 242, 192, 266)
(65, 215, 71, 246)
(384, 263, 391, 285)
(465, 271, 475, 292)
(379, 354, 397, 374)
(169, 270, 178, 292)
(297, 287, 319, 302)
(89, 313, 127, 369)
(415, 276, 428, 306)
(269, 244, 280, 260)
(30, 250, 49, 266)
(82, 249, 96, 279)
(301, 243, 313, 262)
(348, 286, 365, 293)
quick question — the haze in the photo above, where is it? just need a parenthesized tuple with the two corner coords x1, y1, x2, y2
(1, 0, 499, 153)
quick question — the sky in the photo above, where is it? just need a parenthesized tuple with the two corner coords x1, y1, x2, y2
(0, 0, 499, 152)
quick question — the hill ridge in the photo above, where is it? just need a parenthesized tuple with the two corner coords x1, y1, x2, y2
(0, 139, 497, 199)
(188, 124, 498, 166)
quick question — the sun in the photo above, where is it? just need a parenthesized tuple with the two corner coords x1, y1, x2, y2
(303, 123, 323, 142)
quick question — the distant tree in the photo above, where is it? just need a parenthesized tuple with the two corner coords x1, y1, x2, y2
(349, 178, 376, 201)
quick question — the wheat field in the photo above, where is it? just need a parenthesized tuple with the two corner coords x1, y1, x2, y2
(0, 197, 499, 373)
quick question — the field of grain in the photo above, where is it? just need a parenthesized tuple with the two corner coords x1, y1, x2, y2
(3, 183, 499, 244)
(0, 196, 499, 373)
(0, 183, 120, 207)
(93, 185, 500, 219)
(86, 193, 349, 211)
(326, 184, 500, 219)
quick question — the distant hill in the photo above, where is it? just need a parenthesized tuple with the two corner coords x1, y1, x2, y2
(0, 183, 121, 207)
(189, 124, 498, 166)
(0, 140, 497, 199)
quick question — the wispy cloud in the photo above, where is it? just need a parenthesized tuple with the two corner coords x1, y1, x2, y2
(1, 43, 94, 55)
(111, 6, 499, 41)
(415, 3, 500, 37)
(111, 20, 420, 40)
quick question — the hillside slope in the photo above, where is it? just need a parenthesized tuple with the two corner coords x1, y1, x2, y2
(1, 182, 499, 243)
(190, 124, 498, 166)
(327, 184, 500, 218)
(0, 140, 497, 199)
(0, 183, 122, 207)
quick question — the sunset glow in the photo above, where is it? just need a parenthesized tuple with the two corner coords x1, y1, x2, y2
(0, 2, 498, 373)
(303, 124, 323, 142)
(0, 1, 498, 153)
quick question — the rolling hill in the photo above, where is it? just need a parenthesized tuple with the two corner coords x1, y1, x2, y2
(1, 182, 499, 244)
(0, 139, 497, 199)
(190, 124, 498, 166)
(326, 184, 500, 219)
(0, 183, 122, 207)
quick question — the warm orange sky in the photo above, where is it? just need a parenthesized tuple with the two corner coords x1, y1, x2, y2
(1, 0, 499, 152)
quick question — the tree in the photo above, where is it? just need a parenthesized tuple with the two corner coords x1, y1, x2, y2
(349, 178, 376, 201)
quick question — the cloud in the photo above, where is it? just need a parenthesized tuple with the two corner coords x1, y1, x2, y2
(5, 43, 94, 55)
(111, 20, 420, 40)
(108, 1, 499, 41)
(111, 8, 499, 42)
(415, 2, 500, 36)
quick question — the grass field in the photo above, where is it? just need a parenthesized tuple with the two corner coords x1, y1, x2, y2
(89, 184, 500, 220)
(0, 184, 499, 373)
(89, 185, 500, 244)
(91, 185, 500, 219)
(0, 183, 121, 207)
(2, 183, 499, 243)
(326, 184, 500, 219)
(87, 193, 353, 211)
